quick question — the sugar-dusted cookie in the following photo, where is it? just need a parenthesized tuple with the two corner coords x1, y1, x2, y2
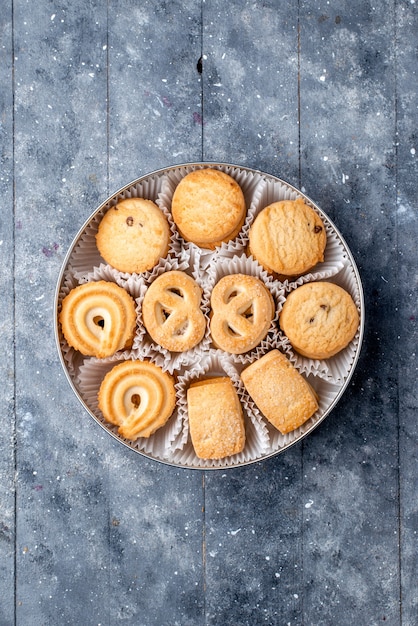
(142, 270, 206, 352)
(241, 350, 318, 434)
(96, 197, 170, 273)
(279, 281, 359, 359)
(210, 273, 274, 354)
(98, 360, 176, 440)
(187, 377, 245, 459)
(59, 280, 136, 358)
(171, 168, 246, 248)
(249, 198, 326, 276)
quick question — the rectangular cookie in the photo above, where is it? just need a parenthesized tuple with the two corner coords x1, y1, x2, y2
(241, 350, 318, 434)
(187, 377, 245, 459)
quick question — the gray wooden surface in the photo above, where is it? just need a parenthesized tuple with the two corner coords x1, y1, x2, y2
(1, 1, 417, 624)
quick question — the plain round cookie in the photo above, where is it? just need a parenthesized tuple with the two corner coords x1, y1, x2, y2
(249, 198, 327, 276)
(279, 281, 359, 359)
(171, 168, 246, 247)
(96, 197, 170, 273)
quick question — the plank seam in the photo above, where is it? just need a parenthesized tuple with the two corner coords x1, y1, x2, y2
(11, 0, 17, 623)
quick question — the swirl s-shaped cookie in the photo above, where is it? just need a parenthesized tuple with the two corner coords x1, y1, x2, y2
(210, 274, 274, 354)
(59, 280, 137, 358)
(98, 360, 176, 440)
(142, 270, 206, 352)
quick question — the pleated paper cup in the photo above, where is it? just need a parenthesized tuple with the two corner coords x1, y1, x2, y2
(136, 248, 212, 374)
(205, 251, 286, 364)
(69, 174, 181, 282)
(173, 350, 270, 468)
(159, 163, 266, 266)
(278, 261, 363, 385)
(77, 351, 183, 460)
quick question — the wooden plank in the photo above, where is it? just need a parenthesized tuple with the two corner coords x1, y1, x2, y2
(299, 2, 400, 623)
(203, 457, 304, 625)
(201, 2, 304, 624)
(0, 2, 16, 624)
(396, 1, 418, 623)
(13, 1, 111, 623)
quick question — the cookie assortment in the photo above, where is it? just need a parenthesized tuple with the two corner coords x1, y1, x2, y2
(56, 164, 363, 468)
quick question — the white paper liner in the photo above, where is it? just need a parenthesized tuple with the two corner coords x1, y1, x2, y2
(249, 177, 348, 283)
(135, 251, 212, 374)
(77, 351, 183, 458)
(205, 252, 286, 364)
(69, 177, 181, 281)
(179, 241, 209, 287)
(55, 163, 365, 468)
(77, 263, 146, 300)
(158, 164, 266, 267)
(277, 261, 363, 384)
(174, 350, 270, 468)
(56, 270, 145, 378)
(229, 351, 343, 454)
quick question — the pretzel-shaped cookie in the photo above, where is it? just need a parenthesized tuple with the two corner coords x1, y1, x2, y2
(210, 274, 274, 354)
(59, 280, 137, 358)
(142, 270, 206, 352)
(98, 360, 176, 440)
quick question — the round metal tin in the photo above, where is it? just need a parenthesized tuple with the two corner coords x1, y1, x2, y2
(54, 163, 364, 469)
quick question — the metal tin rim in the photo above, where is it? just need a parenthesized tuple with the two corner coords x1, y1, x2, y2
(54, 161, 365, 470)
